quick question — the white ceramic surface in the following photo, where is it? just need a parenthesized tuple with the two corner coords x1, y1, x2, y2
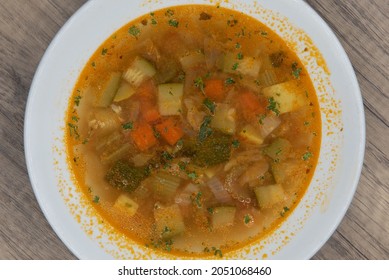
(24, 0, 364, 259)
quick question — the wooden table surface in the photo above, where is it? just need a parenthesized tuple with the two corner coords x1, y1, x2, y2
(0, 0, 388, 259)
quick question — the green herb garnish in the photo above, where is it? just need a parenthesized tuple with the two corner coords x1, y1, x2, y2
(165, 9, 174, 17)
(187, 171, 198, 181)
(302, 151, 313, 161)
(74, 95, 82, 106)
(122, 122, 133, 130)
(280, 206, 290, 217)
(237, 52, 243, 60)
(232, 62, 239, 70)
(214, 249, 223, 258)
(292, 62, 302, 79)
(101, 48, 108, 55)
(203, 98, 216, 114)
(232, 139, 240, 148)
(194, 77, 205, 93)
(244, 214, 252, 224)
(93, 196, 100, 203)
(168, 19, 179, 27)
(258, 114, 266, 125)
(128, 25, 141, 37)
(161, 151, 173, 161)
(67, 123, 80, 139)
(198, 116, 213, 142)
(225, 77, 235, 85)
(267, 97, 280, 116)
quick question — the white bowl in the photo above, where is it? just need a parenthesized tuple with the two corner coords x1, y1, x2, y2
(24, 0, 365, 259)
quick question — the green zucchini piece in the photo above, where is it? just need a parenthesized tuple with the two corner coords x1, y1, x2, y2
(263, 138, 292, 162)
(254, 184, 285, 208)
(212, 206, 236, 229)
(154, 204, 185, 239)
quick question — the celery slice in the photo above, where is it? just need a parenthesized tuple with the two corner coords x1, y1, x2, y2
(152, 171, 182, 202)
(122, 57, 156, 87)
(98, 72, 122, 107)
(113, 81, 136, 102)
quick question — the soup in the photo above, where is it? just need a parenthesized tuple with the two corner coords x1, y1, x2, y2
(66, 5, 321, 257)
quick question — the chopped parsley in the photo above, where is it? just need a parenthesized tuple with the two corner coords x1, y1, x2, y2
(280, 206, 290, 217)
(261, 31, 268, 36)
(71, 116, 79, 122)
(203, 98, 216, 114)
(122, 121, 133, 130)
(302, 151, 313, 161)
(128, 25, 141, 37)
(101, 48, 108, 55)
(67, 123, 80, 139)
(267, 97, 280, 116)
(74, 95, 82, 106)
(235, 42, 241, 49)
(165, 9, 174, 17)
(187, 171, 198, 181)
(91, 61, 96, 68)
(232, 139, 240, 148)
(232, 62, 239, 70)
(151, 18, 157, 25)
(292, 62, 302, 79)
(192, 191, 202, 208)
(198, 116, 213, 142)
(168, 19, 179, 28)
(194, 77, 205, 93)
(237, 52, 243, 60)
(258, 114, 266, 125)
(93, 196, 100, 203)
(178, 161, 187, 171)
(244, 214, 252, 224)
(214, 249, 223, 258)
(225, 77, 236, 85)
(161, 151, 173, 161)
(304, 121, 310, 126)
(227, 18, 238, 27)
(207, 207, 214, 214)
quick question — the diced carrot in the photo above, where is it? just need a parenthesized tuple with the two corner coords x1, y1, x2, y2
(204, 79, 225, 102)
(141, 102, 161, 123)
(131, 122, 158, 151)
(239, 91, 266, 121)
(155, 117, 184, 146)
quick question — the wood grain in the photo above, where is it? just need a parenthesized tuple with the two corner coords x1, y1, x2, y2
(0, 0, 387, 259)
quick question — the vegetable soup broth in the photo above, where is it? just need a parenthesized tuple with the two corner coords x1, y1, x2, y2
(66, 5, 321, 257)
